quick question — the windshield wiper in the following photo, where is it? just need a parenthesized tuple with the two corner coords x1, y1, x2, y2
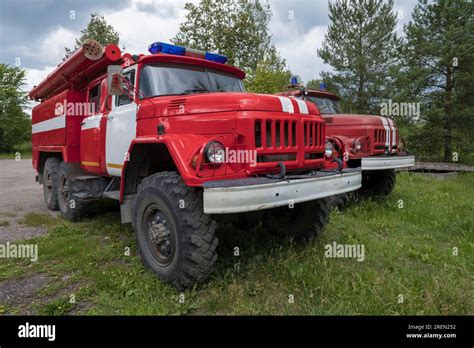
(179, 88, 210, 95)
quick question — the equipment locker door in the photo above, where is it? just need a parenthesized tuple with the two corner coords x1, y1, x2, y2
(105, 67, 137, 176)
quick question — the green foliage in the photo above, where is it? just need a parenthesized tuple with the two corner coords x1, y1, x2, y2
(64, 13, 121, 59)
(172, 0, 289, 91)
(317, 0, 400, 114)
(1, 173, 473, 314)
(245, 60, 292, 94)
(0, 64, 31, 153)
(393, 0, 474, 162)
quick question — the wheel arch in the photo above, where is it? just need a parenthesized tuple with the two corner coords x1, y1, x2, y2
(37, 151, 63, 184)
(122, 142, 181, 198)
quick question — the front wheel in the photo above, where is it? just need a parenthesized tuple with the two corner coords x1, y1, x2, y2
(263, 199, 331, 244)
(133, 172, 218, 290)
(361, 169, 396, 197)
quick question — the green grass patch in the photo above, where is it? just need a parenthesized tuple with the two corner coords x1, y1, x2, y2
(20, 213, 60, 227)
(0, 221, 10, 227)
(0, 173, 473, 315)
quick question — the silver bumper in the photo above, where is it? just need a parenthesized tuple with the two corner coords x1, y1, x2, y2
(361, 156, 415, 170)
(203, 169, 362, 214)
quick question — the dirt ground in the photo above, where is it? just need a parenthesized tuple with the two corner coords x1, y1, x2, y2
(0, 159, 57, 242)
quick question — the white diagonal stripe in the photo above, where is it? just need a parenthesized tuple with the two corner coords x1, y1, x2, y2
(387, 118, 397, 148)
(379, 116, 391, 149)
(32, 115, 66, 134)
(294, 98, 309, 114)
(276, 96, 294, 114)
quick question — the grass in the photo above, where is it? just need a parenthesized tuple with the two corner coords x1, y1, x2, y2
(0, 172, 473, 315)
(0, 142, 32, 160)
(21, 212, 61, 227)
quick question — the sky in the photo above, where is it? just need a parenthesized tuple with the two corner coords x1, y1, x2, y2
(0, 0, 418, 93)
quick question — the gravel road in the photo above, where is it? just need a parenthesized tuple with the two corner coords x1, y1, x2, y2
(0, 159, 57, 242)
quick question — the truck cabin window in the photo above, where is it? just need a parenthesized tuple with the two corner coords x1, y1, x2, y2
(302, 96, 341, 114)
(139, 63, 244, 98)
(88, 84, 100, 114)
(116, 70, 136, 107)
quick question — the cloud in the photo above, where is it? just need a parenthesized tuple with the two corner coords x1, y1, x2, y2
(1, 0, 418, 97)
(103, 1, 189, 56)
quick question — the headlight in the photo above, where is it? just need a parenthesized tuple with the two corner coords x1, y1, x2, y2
(204, 141, 225, 164)
(325, 141, 334, 158)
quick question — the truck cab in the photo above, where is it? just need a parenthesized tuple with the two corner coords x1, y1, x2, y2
(30, 41, 362, 289)
(277, 88, 415, 197)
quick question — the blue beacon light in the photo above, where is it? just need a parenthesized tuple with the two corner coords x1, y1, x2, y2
(148, 42, 228, 64)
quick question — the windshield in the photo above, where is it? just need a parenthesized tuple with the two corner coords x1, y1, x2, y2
(139, 63, 244, 98)
(303, 96, 341, 114)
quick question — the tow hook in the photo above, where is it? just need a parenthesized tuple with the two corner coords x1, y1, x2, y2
(331, 158, 344, 173)
(266, 162, 286, 180)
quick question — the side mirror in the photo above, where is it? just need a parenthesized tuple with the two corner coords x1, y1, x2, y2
(107, 65, 124, 95)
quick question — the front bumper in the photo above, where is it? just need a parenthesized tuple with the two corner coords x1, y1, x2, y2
(361, 156, 415, 170)
(202, 168, 361, 214)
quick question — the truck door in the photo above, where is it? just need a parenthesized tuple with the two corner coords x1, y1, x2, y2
(80, 80, 104, 174)
(105, 67, 137, 176)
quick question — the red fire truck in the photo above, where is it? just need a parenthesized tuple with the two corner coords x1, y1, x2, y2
(277, 87, 415, 204)
(30, 40, 361, 289)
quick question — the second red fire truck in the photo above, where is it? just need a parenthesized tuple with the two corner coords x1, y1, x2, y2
(278, 86, 415, 206)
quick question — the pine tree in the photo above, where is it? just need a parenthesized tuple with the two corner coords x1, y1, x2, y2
(317, 0, 400, 114)
(397, 0, 474, 162)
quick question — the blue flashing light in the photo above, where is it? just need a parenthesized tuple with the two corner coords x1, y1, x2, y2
(148, 42, 185, 55)
(148, 41, 228, 64)
(205, 52, 228, 64)
(290, 76, 298, 85)
(319, 82, 326, 90)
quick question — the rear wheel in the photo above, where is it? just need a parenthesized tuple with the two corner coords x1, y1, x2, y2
(263, 199, 331, 244)
(57, 162, 89, 221)
(361, 169, 396, 197)
(43, 157, 60, 210)
(133, 171, 218, 290)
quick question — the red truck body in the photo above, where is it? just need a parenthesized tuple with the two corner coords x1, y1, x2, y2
(277, 88, 415, 197)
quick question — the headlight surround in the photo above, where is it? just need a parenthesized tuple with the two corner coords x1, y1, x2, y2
(325, 141, 334, 158)
(204, 141, 225, 164)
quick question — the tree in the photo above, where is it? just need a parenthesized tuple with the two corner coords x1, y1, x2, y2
(64, 13, 121, 59)
(172, 0, 288, 89)
(396, 0, 474, 162)
(317, 0, 400, 114)
(245, 59, 292, 94)
(0, 64, 31, 153)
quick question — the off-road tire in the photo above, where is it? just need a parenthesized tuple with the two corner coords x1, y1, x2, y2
(263, 199, 331, 244)
(327, 193, 351, 211)
(43, 157, 60, 210)
(361, 169, 396, 197)
(232, 212, 262, 230)
(57, 162, 89, 221)
(133, 171, 218, 290)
